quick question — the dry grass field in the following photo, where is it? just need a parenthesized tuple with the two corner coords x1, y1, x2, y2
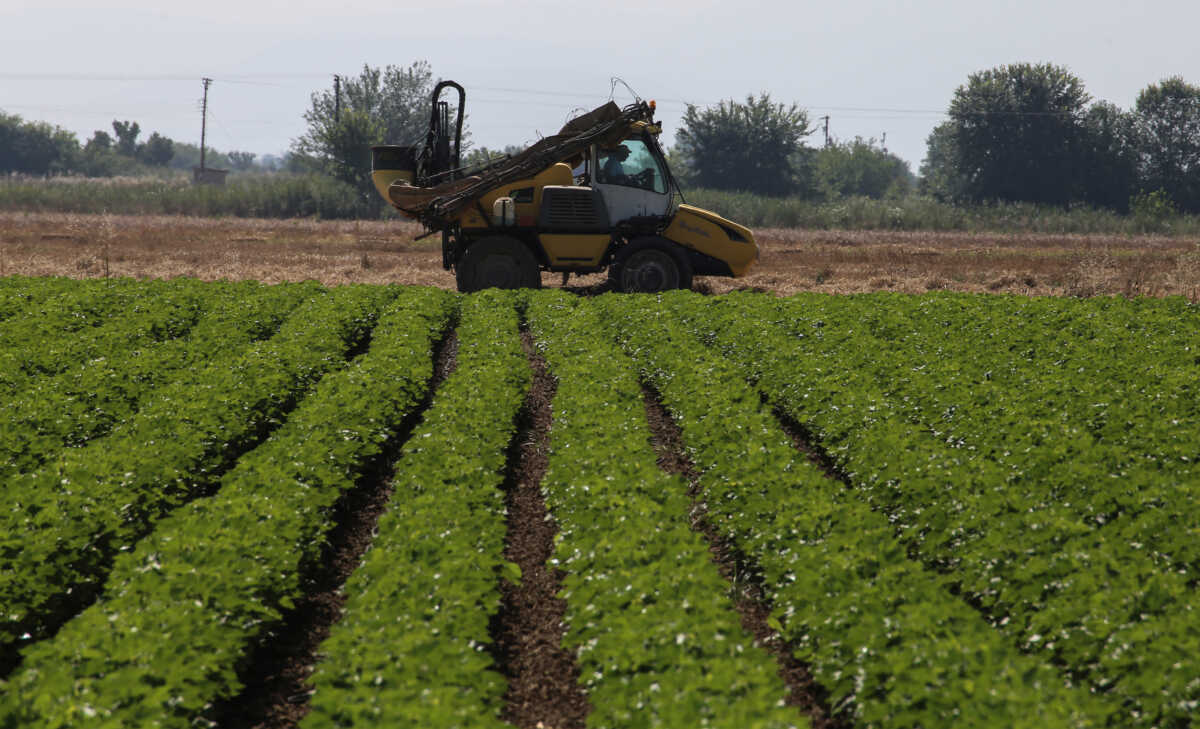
(2, 211, 1199, 300)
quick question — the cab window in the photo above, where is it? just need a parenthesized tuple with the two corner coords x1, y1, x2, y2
(596, 138, 666, 193)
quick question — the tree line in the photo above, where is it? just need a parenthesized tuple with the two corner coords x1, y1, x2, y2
(678, 63, 1199, 215)
(0, 114, 265, 177)
(4, 60, 1196, 219)
(922, 64, 1199, 214)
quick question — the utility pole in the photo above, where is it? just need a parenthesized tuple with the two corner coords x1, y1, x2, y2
(200, 77, 212, 171)
(333, 74, 341, 123)
(821, 115, 831, 148)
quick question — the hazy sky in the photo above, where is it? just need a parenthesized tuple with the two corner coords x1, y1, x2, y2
(2, 0, 1197, 171)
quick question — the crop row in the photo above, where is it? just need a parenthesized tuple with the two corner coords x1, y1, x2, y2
(0, 286, 454, 727)
(599, 293, 1116, 727)
(0, 280, 314, 480)
(683, 291, 1200, 726)
(0, 284, 394, 656)
(0, 277, 206, 401)
(769, 293, 1200, 574)
(1, 280, 1196, 728)
(302, 290, 524, 728)
(527, 291, 799, 729)
(0, 276, 99, 324)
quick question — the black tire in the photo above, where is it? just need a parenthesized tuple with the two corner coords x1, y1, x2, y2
(610, 238, 693, 293)
(455, 236, 542, 293)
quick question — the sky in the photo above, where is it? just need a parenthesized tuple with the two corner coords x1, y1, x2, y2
(2, 0, 1197, 172)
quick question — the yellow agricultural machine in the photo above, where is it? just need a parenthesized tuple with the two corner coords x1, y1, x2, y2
(371, 81, 758, 293)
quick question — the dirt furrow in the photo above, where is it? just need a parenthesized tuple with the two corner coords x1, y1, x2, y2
(640, 383, 849, 729)
(213, 329, 459, 729)
(489, 329, 590, 729)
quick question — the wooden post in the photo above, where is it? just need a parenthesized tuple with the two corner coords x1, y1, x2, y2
(200, 77, 212, 171)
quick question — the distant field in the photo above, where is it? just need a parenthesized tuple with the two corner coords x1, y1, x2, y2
(2, 211, 1199, 299)
(0, 280, 1197, 728)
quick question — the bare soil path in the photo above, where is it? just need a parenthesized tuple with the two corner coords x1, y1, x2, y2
(489, 331, 590, 729)
(3, 211, 1198, 298)
(640, 383, 849, 729)
(212, 330, 459, 729)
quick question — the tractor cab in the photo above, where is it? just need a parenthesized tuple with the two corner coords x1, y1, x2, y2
(588, 133, 673, 224)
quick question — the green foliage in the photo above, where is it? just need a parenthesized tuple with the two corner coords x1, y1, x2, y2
(0, 173, 378, 219)
(527, 291, 799, 728)
(681, 187, 1200, 234)
(1129, 188, 1179, 231)
(461, 144, 526, 172)
(0, 287, 452, 729)
(675, 93, 814, 196)
(138, 131, 175, 166)
(611, 291, 1116, 727)
(0, 281, 307, 481)
(693, 290, 1200, 727)
(813, 136, 912, 200)
(227, 150, 256, 171)
(948, 62, 1092, 205)
(0, 277, 167, 400)
(918, 121, 970, 202)
(0, 111, 80, 175)
(168, 140, 234, 171)
(292, 61, 463, 210)
(111, 120, 140, 156)
(0, 284, 390, 658)
(1080, 102, 1140, 211)
(1, 281, 1199, 727)
(304, 290, 518, 729)
(1135, 76, 1200, 213)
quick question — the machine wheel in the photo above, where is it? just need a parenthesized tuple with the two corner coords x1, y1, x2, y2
(455, 236, 542, 293)
(610, 238, 693, 293)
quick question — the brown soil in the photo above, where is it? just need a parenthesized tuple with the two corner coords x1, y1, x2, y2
(489, 331, 590, 729)
(212, 329, 459, 729)
(639, 384, 849, 729)
(4, 212, 1199, 300)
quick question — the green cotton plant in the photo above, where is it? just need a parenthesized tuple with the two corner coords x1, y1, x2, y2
(0, 286, 454, 729)
(598, 292, 1116, 729)
(0, 276, 173, 400)
(0, 275, 98, 323)
(688, 289, 1200, 727)
(0, 280, 312, 480)
(302, 290, 523, 729)
(525, 291, 801, 729)
(0, 283, 395, 658)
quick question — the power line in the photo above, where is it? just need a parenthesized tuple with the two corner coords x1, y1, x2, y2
(1, 73, 1097, 118)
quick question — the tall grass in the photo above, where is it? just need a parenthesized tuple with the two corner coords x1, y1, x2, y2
(683, 189, 1200, 236)
(3, 174, 1199, 235)
(0, 174, 378, 219)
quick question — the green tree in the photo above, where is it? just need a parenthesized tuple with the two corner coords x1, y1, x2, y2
(138, 132, 175, 167)
(168, 142, 232, 171)
(227, 150, 257, 171)
(918, 122, 969, 201)
(814, 137, 912, 200)
(674, 94, 814, 196)
(947, 62, 1091, 205)
(0, 112, 79, 175)
(292, 61, 461, 204)
(1135, 76, 1200, 213)
(1079, 102, 1140, 212)
(112, 120, 141, 157)
(84, 129, 112, 154)
(462, 144, 526, 170)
